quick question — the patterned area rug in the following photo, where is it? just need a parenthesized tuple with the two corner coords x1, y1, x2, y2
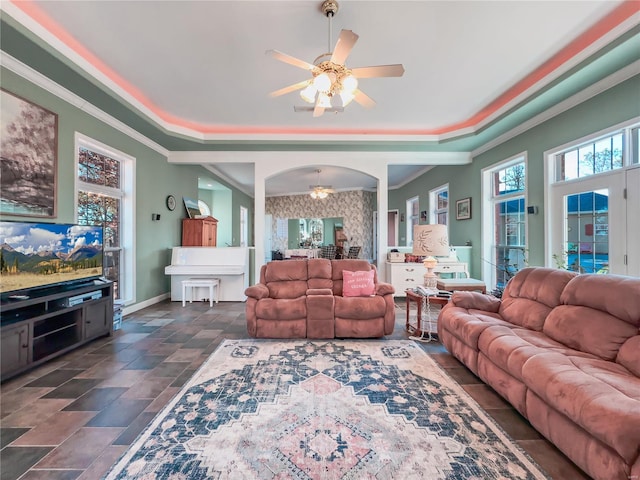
(104, 340, 549, 479)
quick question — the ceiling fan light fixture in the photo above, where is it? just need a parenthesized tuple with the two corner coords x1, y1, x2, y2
(313, 72, 332, 92)
(317, 93, 332, 108)
(300, 84, 317, 103)
(339, 90, 355, 107)
(341, 74, 357, 92)
(310, 188, 329, 199)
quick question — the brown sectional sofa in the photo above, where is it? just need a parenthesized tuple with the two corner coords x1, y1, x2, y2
(437, 267, 640, 480)
(245, 258, 395, 338)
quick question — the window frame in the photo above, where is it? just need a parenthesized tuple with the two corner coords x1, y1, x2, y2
(74, 133, 135, 304)
(481, 153, 528, 290)
(429, 184, 449, 226)
(406, 196, 419, 247)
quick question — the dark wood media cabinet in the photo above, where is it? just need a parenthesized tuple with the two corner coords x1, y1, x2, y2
(1, 279, 114, 381)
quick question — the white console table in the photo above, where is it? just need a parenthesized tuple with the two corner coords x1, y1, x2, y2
(386, 261, 469, 297)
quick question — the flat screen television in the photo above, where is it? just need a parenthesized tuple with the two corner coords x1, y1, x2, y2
(0, 221, 104, 296)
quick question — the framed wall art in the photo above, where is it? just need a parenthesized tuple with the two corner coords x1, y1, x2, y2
(0, 89, 58, 217)
(456, 197, 471, 220)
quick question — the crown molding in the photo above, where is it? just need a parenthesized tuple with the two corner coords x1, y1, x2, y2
(471, 60, 640, 158)
(0, 52, 170, 158)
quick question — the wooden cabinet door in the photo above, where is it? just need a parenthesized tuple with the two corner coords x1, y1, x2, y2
(84, 300, 110, 340)
(1, 323, 30, 376)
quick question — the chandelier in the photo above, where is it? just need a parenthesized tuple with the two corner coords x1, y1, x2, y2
(309, 169, 333, 199)
(310, 187, 330, 199)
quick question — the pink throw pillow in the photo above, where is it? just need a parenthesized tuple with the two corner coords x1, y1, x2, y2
(342, 270, 375, 297)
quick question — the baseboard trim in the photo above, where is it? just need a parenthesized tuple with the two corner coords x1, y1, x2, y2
(123, 293, 170, 316)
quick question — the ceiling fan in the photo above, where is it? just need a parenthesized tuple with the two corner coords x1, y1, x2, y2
(309, 169, 335, 199)
(267, 0, 405, 117)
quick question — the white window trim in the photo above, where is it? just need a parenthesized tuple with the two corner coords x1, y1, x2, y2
(481, 152, 528, 287)
(406, 196, 419, 247)
(429, 183, 449, 226)
(543, 117, 639, 271)
(74, 132, 136, 305)
(240, 205, 248, 247)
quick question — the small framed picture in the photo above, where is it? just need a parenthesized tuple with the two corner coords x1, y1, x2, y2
(420, 210, 427, 221)
(456, 197, 471, 220)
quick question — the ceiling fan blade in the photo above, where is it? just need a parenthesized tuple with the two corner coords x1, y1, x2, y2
(313, 103, 325, 117)
(266, 49, 316, 71)
(269, 80, 310, 98)
(353, 89, 376, 108)
(330, 29, 359, 65)
(294, 106, 344, 113)
(351, 64, 405, 78)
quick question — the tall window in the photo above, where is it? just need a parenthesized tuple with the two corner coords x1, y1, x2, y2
(406, 196, 419, 246)
(429, 184, 448, 225)
(547, 120, 639, 276)
(75, 134, 134, 301)
(482, 155, 527, 289)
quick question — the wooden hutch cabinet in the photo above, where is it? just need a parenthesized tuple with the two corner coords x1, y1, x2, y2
(182, 217, 218, 246)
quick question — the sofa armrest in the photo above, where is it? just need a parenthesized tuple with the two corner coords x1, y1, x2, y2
(451, 291, 501, 312)
(375, 282, 395, 296)
(245, 284, 269, 300)
(307, 288, 333, 296)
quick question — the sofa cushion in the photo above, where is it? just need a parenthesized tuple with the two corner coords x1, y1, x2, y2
(256, 296, 306, 320)
(330, 259, 374, 296)
(560, 273, 640, 326)
(342, 269, 375, 297)
(334, 295, 386, 319)
(617, 336, 640, 377)
(451, 291, 500, 312)
(543, 274, 640, 360)
(437, 304, 513, 351)
(478, 325, 598, 382)
(499, 267, 576, 330)
(543, 305, 638, 360)
(522, 352, 640, 463)
(262, 260, 309, 299)
(307, 258, 333, 290)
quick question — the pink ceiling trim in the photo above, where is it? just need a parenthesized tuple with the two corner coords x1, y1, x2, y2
(11, 0, 640, 138)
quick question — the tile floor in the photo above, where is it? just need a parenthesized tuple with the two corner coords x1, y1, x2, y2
(0, 300, 591, 480)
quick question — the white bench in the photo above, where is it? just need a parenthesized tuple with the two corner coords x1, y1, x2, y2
(181, 278, 220, 307)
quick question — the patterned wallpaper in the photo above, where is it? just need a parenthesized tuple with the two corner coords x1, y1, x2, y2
(267, 190, 376, 259)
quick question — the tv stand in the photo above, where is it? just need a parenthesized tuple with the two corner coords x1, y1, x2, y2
(1, 279, 114, 381)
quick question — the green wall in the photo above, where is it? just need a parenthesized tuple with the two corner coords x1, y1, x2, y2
(390, 75, 640, 280)
(0, 67, 253, 307)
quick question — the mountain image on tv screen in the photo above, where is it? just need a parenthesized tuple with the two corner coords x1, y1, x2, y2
(0, 222, 104, 294)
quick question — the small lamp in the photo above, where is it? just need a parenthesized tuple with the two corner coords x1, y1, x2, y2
(412, 224, 450, 292)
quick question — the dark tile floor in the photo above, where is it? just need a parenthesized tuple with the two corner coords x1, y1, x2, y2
(0, 300, 591, 480)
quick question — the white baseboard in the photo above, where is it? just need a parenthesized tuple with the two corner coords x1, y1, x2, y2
(122, 293, 170, 316)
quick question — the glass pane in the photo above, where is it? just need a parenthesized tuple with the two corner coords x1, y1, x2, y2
(104, 250, 120, 300)
(578, 145, 594, 177)
(612, 133, 623, 168)
(78, 191, 120, 248)
(437, 191, 448, 209)
(564, 191, 608, 274)
(78, 147, 121, 188)
(495, 162, 525, 195)
(561, 150, 578, 181)
(594, 138, 612, 172)
(437, 212, 447, 225)
(494, 197, 526, 288)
